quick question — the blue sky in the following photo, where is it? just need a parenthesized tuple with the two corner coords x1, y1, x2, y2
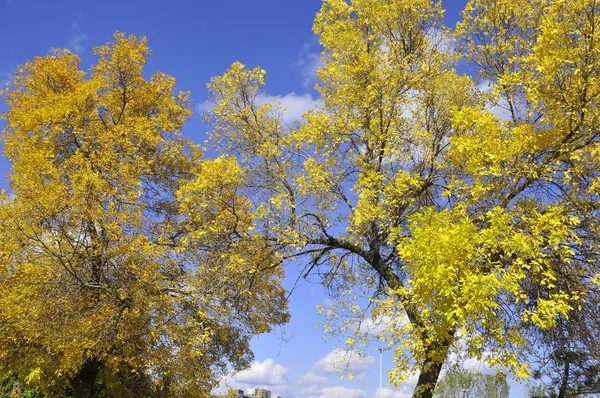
(0, 1, 530, 397)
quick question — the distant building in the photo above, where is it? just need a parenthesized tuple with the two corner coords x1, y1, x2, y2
(247, 388, 272, 398)
(211, 390, 247, 398)
(214, 387, 280, 398)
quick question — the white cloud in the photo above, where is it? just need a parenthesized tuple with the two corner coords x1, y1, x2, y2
(445, 335, 501, 376)
(459, 354, 497, 374)
(373, 386, 413, 398)
(294, 382, 325, 397)
(68, 33, 88, 54)
(357, 314, 408, 338)
(234, 358, 290, 386)
(476, 80, 493, 93)
(296, 370, 328, 386)
(371, 372, 420, 398)
(214, 352, 422, 398)
(318, 386, 367, 398)
(256, 92, 320, 126)
(197, 92, 321, 127)
(295, 43, 324, 89)
(312, 349, 376, 374)
(195, 101, 212, 114)
(477, 80, 514, 121)
(215, 359, 292, 398)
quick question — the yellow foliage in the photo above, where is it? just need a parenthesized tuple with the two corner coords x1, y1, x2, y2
(0, 32, 288, 397)
(204, 0, 600, 396)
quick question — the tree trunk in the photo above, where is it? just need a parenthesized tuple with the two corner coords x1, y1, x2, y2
(72, 359, 101, 398)
(557, 359, 570, 398)
(412, 336, 453, 398)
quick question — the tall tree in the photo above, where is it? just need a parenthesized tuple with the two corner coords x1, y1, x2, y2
(523, 267, 600, 397)
(434, 371, 509, 398)
(205, 0, 600, 397)
(0, 33, 288, 397)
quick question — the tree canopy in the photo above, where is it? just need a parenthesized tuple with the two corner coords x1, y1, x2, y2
(205, 0, 600, 397)
(0, 32, 288, 397)
(2, 0, 600, 397)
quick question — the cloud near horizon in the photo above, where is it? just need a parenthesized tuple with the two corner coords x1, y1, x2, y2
(216, 352, 421, 398)
(318, 386, 367, 398)
(234, 358, 290, 386)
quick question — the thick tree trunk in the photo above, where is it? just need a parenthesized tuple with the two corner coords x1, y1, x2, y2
(411, 336, 453, 398)
(412, 358, 445, 398)
(72, 359, 101, 398)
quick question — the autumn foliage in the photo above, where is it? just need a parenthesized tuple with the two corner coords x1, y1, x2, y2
(205, 0, 600, 397)
(0, 33, 288, 397)
(2, 0, 600, 398)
